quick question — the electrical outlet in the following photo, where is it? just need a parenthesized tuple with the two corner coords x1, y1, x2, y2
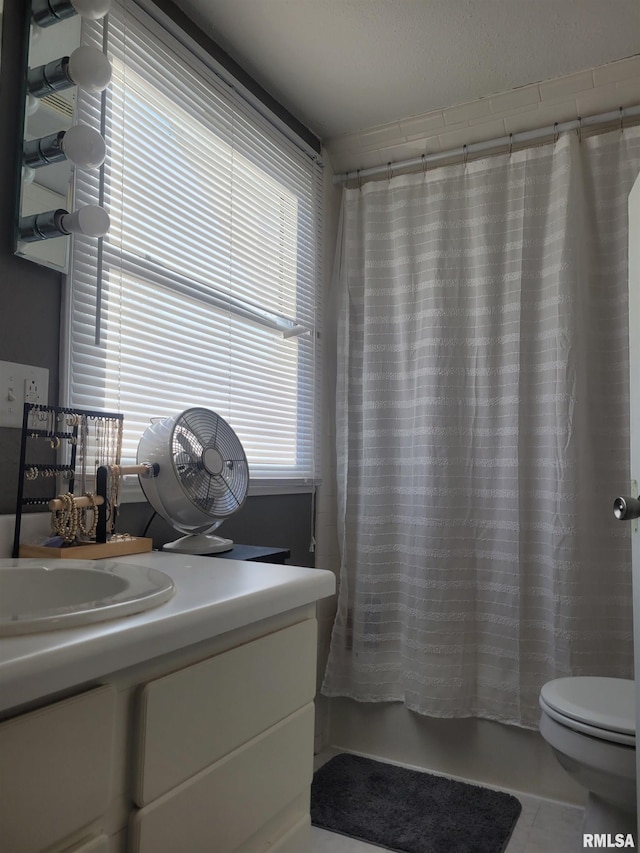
(0, 361, 49, 428)
(25, 378, 41, 404)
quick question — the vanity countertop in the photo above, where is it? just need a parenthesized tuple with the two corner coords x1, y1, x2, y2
(0, 552, 335, 713)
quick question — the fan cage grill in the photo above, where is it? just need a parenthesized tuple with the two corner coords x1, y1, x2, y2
(171, 409, 249, 518)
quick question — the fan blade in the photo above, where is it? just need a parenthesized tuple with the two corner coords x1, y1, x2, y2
(176, 430, 199, 462)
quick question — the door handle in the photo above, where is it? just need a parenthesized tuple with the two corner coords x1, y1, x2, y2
(613, 496, 640, 520)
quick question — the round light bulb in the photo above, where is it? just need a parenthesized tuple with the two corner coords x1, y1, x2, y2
(70, 0, 111, 19)
(67, 46, 112, 93)
(60, 205, 110, 237)
(61, 125, 106, 169)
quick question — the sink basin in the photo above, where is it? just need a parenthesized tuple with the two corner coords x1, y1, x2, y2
(0, 559, 175, 636)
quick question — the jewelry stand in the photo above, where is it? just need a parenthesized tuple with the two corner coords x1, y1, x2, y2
(12, 403, 153, 559)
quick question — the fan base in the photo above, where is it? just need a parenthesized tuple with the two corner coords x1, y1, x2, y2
(162, 534, 234, 555)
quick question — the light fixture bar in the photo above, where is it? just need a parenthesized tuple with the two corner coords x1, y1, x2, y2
(32, 0, 80, 27)
(18, 209, 69, 242)
(19, 206, 110, 243)
(31, 0, 111, 28)
(23, 126, 106, 170)
(23, 131, 67, 167)
(27, 47, 112, 98)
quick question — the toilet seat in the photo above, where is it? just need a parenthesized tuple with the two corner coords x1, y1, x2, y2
(539, 677, 635, 747)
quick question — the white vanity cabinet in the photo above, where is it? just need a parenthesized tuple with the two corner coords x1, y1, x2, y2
(0, 553, 335, 853)
(0, 686, 116, 853)
(0, 608, 320, 853)
(129, 616, 318, 852)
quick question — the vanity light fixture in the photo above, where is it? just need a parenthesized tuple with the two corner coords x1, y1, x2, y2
(19, 205, 111, 243)
(15, 0, 114, 264)
(32, 0, 111, 28)
(28, 46, 112, 98)
(24, 125, 107, 170)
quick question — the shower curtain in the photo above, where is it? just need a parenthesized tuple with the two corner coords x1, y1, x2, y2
(322, 127, 640, 728)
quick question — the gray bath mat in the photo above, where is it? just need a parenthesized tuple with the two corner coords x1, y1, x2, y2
(311, 753, 522, 853)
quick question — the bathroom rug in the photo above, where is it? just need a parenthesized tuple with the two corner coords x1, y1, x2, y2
(310, 753, 522, 853)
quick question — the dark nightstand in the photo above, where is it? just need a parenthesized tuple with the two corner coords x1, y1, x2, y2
(212, 544, 290, 564)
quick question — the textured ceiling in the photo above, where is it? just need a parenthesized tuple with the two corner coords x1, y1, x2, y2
(171, 0, 640, 141)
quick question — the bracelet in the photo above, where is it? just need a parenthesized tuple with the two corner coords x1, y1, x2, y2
(77, 492, 98, 539)
(50, 492, 78, 544)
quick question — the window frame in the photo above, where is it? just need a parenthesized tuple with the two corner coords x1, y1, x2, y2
(60, 0, 323, 499)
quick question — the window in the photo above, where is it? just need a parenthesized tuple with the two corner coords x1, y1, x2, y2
(63, 0, 323, 494)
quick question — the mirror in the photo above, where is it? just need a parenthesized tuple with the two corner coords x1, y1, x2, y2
(14, 1, 112, 274)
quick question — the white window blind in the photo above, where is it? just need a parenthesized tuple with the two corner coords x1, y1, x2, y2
(64, 0, 323, 493)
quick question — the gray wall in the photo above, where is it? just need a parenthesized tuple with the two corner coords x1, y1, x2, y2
(0, 2, 62, 513)
(0, 5, 314, 567)
(119, 494, 314, 566)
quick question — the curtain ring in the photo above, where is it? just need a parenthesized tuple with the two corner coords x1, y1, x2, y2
(553, 122, 559, 144)
(463, 144, 469, 166)
(620, 107, 625, 133)
(421, 153, 427, 175)
(577, 116, 582, 143)
(386, 162, 393, 183)
(508, 133, 513, 156)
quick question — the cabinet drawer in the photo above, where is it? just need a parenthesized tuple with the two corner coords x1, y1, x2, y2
(135, 618, 317, 805)
(129, 702, 315, 853)
(0, 686, 115, 853)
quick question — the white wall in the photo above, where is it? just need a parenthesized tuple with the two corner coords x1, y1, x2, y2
(313, 55, 640, 800)
(327, 698, 585, 805)
(325, 55, 640, 176)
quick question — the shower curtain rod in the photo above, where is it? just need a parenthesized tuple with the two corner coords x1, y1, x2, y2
(332, 104, 640, 185)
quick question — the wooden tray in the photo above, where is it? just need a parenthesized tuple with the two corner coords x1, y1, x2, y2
(19, 537, 153, 560)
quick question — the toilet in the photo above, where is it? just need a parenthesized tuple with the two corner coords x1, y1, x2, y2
(539, 677, 636, 838)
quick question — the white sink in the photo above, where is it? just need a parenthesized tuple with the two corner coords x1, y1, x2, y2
(0, 559, 175, 636)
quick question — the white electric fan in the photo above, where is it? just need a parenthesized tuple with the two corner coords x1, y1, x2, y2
(137, 407, 249, 554)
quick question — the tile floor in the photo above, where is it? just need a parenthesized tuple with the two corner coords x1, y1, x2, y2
(311, 751, 585, 853)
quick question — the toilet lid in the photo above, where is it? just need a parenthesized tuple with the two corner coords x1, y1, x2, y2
(540, 677, 635, 738)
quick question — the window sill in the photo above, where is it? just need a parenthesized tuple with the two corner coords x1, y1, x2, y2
(119, 478, 319, 503)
